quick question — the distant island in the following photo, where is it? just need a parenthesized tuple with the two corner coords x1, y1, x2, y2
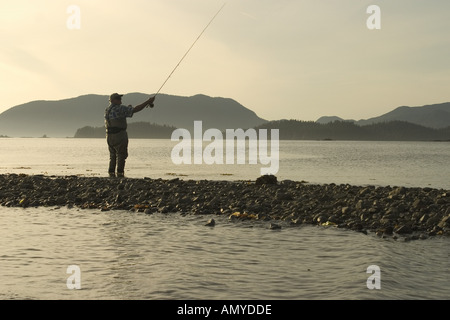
(254, 119, 450, 141)
(75, 122, 177, 139)
(74, 119, 450, 141)
(74, 100, 450, 141)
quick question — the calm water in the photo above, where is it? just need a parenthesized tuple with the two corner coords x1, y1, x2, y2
(0, 207, 449, 300)
(0, 138, 449, 300)
(0, 138, 449, 188)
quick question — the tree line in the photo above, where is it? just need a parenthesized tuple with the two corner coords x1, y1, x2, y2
(254, 120, 450, 141)
(74, 120, 450, 141)
(74, 122, 177, 139)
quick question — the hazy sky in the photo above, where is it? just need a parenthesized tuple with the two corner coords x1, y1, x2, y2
(1, 0, 449, 121)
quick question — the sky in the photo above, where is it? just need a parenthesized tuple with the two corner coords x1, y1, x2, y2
(1, 0, 450, 121)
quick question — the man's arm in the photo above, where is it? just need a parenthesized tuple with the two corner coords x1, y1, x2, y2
(133, 96, 156, 114)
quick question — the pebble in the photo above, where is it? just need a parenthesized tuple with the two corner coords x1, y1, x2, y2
(0, 174, 449, 240)
(269, 223, 282, 230)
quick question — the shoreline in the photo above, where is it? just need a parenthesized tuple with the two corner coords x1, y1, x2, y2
(1, 174, 449, 240)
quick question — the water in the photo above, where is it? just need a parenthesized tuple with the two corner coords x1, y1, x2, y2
(0, 138, 449, 189)
(1, 207, 448, 300)
(0, 138, 449, 300)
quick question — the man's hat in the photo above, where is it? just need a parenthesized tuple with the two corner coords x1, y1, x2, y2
(109, 93, 123, 101)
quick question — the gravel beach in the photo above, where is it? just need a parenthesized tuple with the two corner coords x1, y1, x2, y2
(1, 174, 449, 240)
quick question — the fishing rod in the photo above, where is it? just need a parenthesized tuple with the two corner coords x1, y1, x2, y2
(147, 2, 226, 108)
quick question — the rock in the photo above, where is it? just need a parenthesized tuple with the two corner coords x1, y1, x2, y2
(360, 212, 371, 222)
(368, 207, 378, 214)
(419, 233, 428, 240)
(394, 224, 413, 234)
(19, 198, 29, 208)
(276, 192, 293, 201)
(418, 214, 428, 224)
(359, 187, 372, 197)
(327, 214, 340, 223)
(355, 200, 368, 210)
(255, 175, 278, 185)
(158, 206, 170, 214)
(411, 234, 420, 240)
(205, 218, 215, 227)
(389, 187, 406, 198)
(256, 213, 270, 221)
(351, 222, 364, 231)
(378, 226, 393, 235)
(412, 199, 425, 209)
(269, 223, 282, 230)
(0, 174, 448, 241)
(315, 214, 329, 224)
(437, 215, 450, 229)
(385, 207, 399, 217)
(426, 215, 441, 227)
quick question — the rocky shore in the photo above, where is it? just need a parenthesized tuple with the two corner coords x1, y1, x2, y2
(1, 174, 449, 240)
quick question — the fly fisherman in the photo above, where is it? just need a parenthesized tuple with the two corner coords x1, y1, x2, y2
(105, 93, 156, 178)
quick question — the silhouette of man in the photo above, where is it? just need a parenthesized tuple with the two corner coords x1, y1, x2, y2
(105, 93, 155, 177)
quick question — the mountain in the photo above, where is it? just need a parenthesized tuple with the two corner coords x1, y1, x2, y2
(2, 95, 450, 139)
(0, 93, 267, 137)
(316, 102, 450, 129)
(256, 119, 450, 141)
(356, 103, 450, 129)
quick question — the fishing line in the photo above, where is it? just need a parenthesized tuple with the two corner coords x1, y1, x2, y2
(147, 2, 226, 107)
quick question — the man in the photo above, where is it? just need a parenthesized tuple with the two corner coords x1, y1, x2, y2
(105, 93, 156, 178)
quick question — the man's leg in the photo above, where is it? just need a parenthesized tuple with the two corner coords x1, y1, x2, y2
(107, 136, 117, 177)
(116, 132, 129, 177)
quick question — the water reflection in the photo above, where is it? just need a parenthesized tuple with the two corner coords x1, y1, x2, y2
(0, 207, 449, 300)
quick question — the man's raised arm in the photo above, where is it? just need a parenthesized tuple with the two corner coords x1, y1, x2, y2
(133, 96, 156, 114)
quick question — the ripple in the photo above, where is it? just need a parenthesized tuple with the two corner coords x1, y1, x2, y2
(0, 207, 449, 299)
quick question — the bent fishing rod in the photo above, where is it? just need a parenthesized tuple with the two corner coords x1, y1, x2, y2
(147, 2, 226, 108)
